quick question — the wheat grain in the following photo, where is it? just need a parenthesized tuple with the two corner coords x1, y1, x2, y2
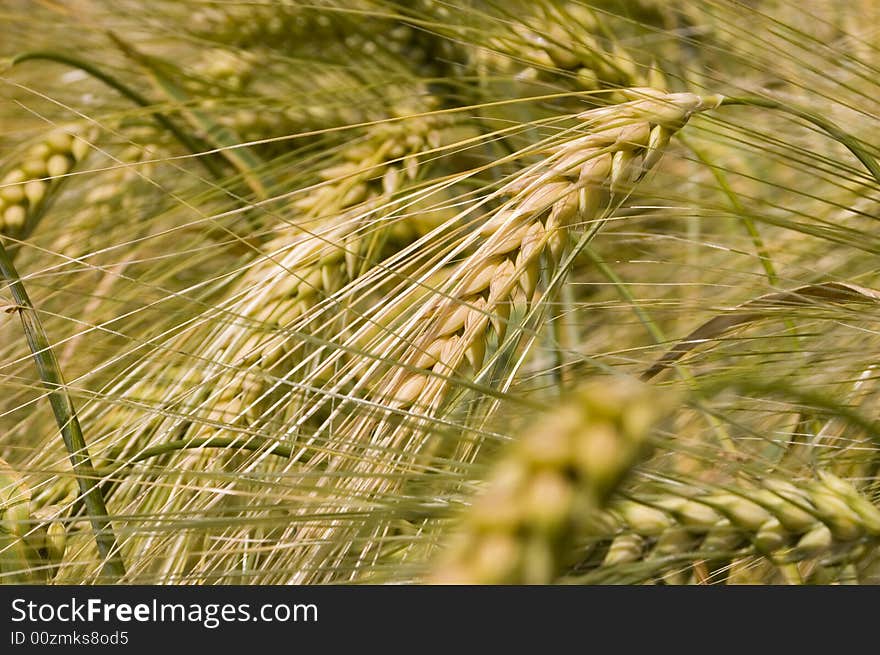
(479, 3, 663, 93)
(68, 89, 720, 583)
(188, 2, 344, 49)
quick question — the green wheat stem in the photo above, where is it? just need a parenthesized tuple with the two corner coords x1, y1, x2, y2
(679, 134, 779, 286)
(11, 51, 223, 179)
(583, 246, 736, 453)
(720, 96, 880, 186)
(0, 238, 125, 580)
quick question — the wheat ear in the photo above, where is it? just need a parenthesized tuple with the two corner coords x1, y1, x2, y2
(275, 90, 721, 582)
(0, 126, 94, 238)
(429, 378, 676, 584)
(481, 3, 666, 93)
(197, 114, 453, 423)
(378, 90, 720, 412)
(591, 471, 880, 584)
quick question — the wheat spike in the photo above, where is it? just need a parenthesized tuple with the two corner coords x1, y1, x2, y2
(586, 472, 880, 584)
(271, 90, 721, 582)
(478, 3, 663, 94)
(429, 378, 676, 584)
(377, 90, 718, 411)
(196, 113, 454, 420)
(0, 457, 64, 583)
(0, 126, 94, 238)
(75, 113, 460, 581)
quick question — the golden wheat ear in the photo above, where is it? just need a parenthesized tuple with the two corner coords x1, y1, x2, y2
(373, 91, 721, 408)
(251, 90, 724, 583)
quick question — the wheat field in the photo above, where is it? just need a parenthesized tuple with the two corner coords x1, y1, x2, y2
(1, 0, 880, 585)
